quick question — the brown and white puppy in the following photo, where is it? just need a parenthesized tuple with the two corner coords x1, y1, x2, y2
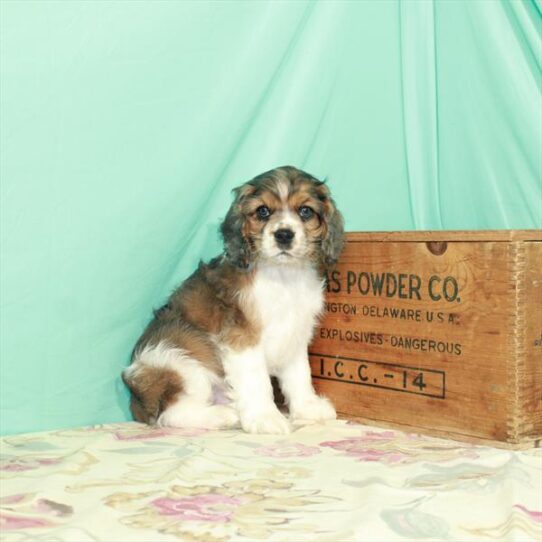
(123, 166, 344, 434)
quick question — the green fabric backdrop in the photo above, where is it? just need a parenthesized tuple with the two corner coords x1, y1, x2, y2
(1, 0, 541, 435)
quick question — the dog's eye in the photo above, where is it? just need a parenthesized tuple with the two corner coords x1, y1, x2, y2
(298, 206, 314, 220)
(256, 205, 271, 220)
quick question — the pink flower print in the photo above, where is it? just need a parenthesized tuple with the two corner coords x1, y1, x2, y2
(355, 448, 406, 463)
(152, 494, 242, 523)
(0, 513, 53, 529)
(514, 505, 542, 523)
(255, 442, 321, 458)
(113, 427, 206, 441)
(0, 494, 71, 530)
(113, 428, 171, 441)
(0, 457, 61, 472)
(0, 494, 27, 505)
(320, 437, 407, 464)
(37, 458, 61, 466)
(0, 461, 34, 472)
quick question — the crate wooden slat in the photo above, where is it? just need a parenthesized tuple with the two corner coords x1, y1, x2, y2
(309, 230, 542, 449)
(345, 230, 541, 242)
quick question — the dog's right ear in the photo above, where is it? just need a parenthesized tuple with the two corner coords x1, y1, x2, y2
(314, 181, 345, 268)
(220, 182, 256, 269)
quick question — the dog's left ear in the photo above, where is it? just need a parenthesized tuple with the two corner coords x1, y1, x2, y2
(315, 181, 344, 268)
(220, 182, 256, 269)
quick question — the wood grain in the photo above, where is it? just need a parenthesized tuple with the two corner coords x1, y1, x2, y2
(309, 231, 542, 448)
(346, 230, 542, 242)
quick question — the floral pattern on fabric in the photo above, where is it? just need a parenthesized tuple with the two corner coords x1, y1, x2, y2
(0, 420, 540, 541)
(106, 478, 336, 542)
(320, 430, 479, 464)
(0, 493, 72, 530)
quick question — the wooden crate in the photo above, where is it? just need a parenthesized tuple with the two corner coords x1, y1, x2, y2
(309, 230, 542, 449)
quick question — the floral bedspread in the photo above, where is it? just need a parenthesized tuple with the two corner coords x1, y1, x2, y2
(1, 420, 541, 542)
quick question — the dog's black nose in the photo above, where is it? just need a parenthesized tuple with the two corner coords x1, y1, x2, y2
(274, 228, 295, 245)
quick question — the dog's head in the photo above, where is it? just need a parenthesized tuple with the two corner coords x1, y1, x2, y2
(221, 166, 344, 270)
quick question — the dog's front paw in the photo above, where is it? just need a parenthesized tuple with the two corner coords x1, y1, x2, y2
(290, 395, 336, 425)
(241, 407, 291, 435)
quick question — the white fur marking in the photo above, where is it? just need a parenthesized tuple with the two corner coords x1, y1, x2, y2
(130, 341, 238, 429)
(276, 179, 290, 204)
(219, 262, 326, 434)
(222, 345, 291, 434)
(251, 263, 324, 372)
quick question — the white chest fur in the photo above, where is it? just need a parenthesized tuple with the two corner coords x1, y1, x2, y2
(249, 263, 324, 372)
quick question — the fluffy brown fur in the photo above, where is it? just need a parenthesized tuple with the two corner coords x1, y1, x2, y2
(123, 166, 343, 425)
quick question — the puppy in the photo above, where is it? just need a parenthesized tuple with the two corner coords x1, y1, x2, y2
(122, 166, 344, 434)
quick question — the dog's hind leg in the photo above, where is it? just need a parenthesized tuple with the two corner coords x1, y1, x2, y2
(123, 341, 238, 429)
